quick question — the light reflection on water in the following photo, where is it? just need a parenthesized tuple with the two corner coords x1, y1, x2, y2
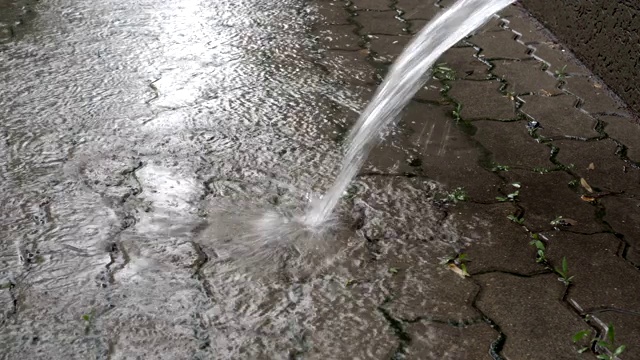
(0, 0, 468, 358)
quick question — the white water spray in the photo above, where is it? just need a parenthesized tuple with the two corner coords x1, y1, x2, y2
(305, 0, 514, 226)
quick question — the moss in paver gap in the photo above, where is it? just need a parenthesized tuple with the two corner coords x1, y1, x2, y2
(313, 0, 639, 358)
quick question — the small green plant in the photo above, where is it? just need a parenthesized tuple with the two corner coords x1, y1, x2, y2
(555, 65, 568, 80)
(446, 187, 469, 203)
(433, 63, 456, 81)
(532, 166, 551, 174)
(440, 253, 470, 277)
(491, 164, 510, 172)
(507, 214, 525, 225)
(568, 179, 579, 188)
(573, 329, 592, 353)
(596, 324, 627, 360)
(452, 102, 463, 121)
(550, 216, 564, 226)
(388, 267, 399, 274)
(529, 234, 547, 264)
(572, 324, 627, 359)
(555, 256, 574, 285)
(496, 191, 519, 202)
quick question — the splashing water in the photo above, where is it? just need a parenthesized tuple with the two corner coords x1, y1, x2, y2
(304, 0, 514, 227)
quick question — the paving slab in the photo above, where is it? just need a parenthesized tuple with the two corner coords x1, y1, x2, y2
(554, 138, 640, 195)
(471, 120, 553, 170)
(543, 231, 640, 312)
(396, 0, 440, 20)
(450, 202, 543, 275)
(602, 115, 640, 162)
(521, 94, 601, 139)
(503, 170, 605, 234)
(354, 10, 406, 36)
(405, 321, 497, 359)
(600, 196, 640, 267)
(448, 79, 516, 120)
(474, 272, 590, 360)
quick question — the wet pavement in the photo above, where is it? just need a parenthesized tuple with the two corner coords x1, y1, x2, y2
(1, 0, 640, 359)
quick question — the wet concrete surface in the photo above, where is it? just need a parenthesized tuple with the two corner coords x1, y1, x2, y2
(1, 0, 640, 359)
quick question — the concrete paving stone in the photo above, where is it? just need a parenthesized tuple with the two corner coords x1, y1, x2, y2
(355, 10, 406, 35)
(600, 196, 640, 267)
(554, 138, 640, 195)
(470, 28, 530, 60)
(527, 40, 590, 76)
(398, 102, 503, 202)
(396, 0, 440, 20)
(319, 49, 377, 87)
(474, 272, 590, 360)
(368, 34, 412, 62)
(450, 202, 543, 275)
(504, 170, 605, 234)
(563, 75, 630, 115)
(405, 19, 428, 34)
(542, 231, 640, 312)
(438, 46, 492, 81)
(491, 58, 561, 95)
(472, 120, 554, 170)
(448, 79, 516, 120)
(591, 311, 640, 360)
(499, 5, 549, 44)
(316, 24, 361, 50)
(350, 0, 392, 11)
(315, 1, 350, 25)
(522, 94, 601, 139)
(436, 0, 457, 8)
(602, 115, 640, 162)
(405, 321, 496, 359)
(383, 261, 480, 321)
(413, 85, 445, 104)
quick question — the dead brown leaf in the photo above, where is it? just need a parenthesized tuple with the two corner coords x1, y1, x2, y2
(580, 178, 594, 193)
(447, 263, 469, 278)
(587, 163, 595, 170)
(581, 195, 596, 202)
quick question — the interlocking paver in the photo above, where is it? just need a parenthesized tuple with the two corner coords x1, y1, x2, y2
(452, 202, 543, 275)
(504, 170, 605, 233)
(602, 115, 640, 162)
(355, 10, 405, 35)
(350, 0, 391, 11)
(474, 273, 589, 359)
(522, 94, 601, 139)
(448, 80, 516, 120)
(396, 0, 440, 20)
(472, 121, 553, 169)
(491, 58, 560, 95)
(311, 2, 640, 358)
(543, 231, 640, 312)
(406, 321, 497, 359)
(554, 139, 640, 195)
(317, 24, 362, 50)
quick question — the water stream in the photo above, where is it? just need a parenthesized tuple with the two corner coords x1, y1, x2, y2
(305, 0, 515, 226)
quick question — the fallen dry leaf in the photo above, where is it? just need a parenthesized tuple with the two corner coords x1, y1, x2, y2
(581, 195, 596, 202)
(588, 163, 595, 170)
(539, 89, 553, 97)
(580, 178, 594, 193)
(594, 83, 603, 89)
(447, 263, 469, 278)
(562, 218, 578, 226)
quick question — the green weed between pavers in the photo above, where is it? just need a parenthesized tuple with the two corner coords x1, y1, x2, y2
(496, 182, 520, 202)
(572, 324, 627, 359)
(491, 164, 510, 172)
(554, 65, 568, 80)
(440, 253, 470, 278)
(432, 63, 456, 81)
(555, 256, 574, 285)
(507, 214, 525, 225)
(529, 233, 547, 264)
(440, 187, 468, 203)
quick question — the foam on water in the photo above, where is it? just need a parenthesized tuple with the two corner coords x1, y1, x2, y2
(305, 0, 515, 226)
